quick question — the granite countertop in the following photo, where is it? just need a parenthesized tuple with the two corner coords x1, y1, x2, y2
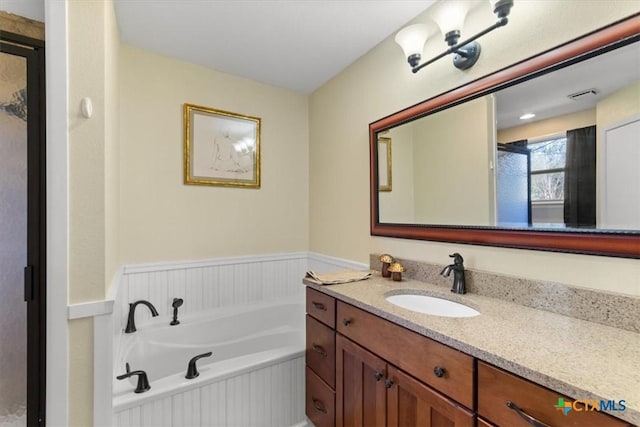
(305, 274, 640, 425)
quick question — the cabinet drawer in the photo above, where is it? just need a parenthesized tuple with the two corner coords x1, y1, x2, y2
(478, 362, 632, 427)
(306, 366, 335, 427)
(337, 301, 474, 409)
(306, 288, 336, 328)
(306, 315, 336, 388)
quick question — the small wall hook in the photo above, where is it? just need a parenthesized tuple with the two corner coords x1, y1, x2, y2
(80, 97, 93, 118)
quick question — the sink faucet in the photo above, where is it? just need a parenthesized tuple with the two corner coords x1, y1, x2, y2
(440, 253, 466, 294)
(125, 300, 159, 333)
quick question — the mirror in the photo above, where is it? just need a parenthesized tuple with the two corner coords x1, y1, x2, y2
(370, 15, 640, 258)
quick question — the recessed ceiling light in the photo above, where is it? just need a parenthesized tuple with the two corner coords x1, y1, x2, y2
(519, 113, 536, 120)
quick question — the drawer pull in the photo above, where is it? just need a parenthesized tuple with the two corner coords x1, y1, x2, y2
(374, 372, 383, 381)
(506, 401, 552, 427)
(312, 301, 327, 311)
(312, 344, 327, 357)
(384, 379, 394, 389)
(342, 318, 351, 326)
(433, 366, 446, 378)
(312, 398, 327, 414)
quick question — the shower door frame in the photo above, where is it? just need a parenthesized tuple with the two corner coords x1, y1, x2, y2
(0, 31, 47, 426)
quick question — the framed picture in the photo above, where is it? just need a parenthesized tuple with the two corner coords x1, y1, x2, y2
(183, 103, 261, 188)
(378, 137, 392, 192)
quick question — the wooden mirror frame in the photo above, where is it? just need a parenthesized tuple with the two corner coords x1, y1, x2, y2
(369, 15, 640, 258)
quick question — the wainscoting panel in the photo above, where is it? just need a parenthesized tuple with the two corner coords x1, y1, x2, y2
(113, 356, 305, 427)
(115, 254, 311, 333)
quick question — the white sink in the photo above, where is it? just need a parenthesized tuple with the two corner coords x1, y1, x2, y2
(385, 294, 480, 318)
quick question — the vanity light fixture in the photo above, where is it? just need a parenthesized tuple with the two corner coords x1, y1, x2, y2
(395, 0, 514, 73)
(519, 113, 535, 120)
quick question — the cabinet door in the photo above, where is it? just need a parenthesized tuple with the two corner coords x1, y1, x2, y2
(336, 334, 387, 427)
(387, 366, 475, 427)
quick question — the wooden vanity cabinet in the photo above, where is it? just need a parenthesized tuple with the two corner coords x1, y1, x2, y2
(305, 288, 633, 427)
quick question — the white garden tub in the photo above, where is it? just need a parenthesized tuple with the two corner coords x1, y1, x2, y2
(112, 295, 307, 427)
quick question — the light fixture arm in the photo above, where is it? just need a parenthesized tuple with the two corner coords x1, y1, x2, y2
(411, 16, 509, 73)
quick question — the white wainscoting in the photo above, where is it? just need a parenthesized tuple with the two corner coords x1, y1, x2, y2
(113, 355, 305, 427)
(113, 252, 367, 334)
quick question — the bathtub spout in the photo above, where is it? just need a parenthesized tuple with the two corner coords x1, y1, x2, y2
(125, 300, 159, 333)
(186, 351, 213, 379)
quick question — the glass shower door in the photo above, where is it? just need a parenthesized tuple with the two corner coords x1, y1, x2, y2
(0, 49, 28, 427)
(496, 143, 532, 227)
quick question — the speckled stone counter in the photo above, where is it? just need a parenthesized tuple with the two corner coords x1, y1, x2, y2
(305, 275, 640, 425)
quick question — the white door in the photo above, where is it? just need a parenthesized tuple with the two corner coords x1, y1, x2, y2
(600, 117, 640, 230)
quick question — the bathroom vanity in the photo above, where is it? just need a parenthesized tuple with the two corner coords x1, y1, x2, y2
(304, 278, 638, 427)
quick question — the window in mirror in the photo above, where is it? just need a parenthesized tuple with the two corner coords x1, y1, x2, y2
(530, 136, 566, 202)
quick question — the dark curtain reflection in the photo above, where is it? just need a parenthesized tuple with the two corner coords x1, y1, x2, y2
(564, 125, 596, 228)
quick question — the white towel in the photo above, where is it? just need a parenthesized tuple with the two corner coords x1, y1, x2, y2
(305, 269, 372, 285)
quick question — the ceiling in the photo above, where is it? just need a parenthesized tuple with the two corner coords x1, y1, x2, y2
(114, 0, 435, 94)
(496, 41, 640, 130)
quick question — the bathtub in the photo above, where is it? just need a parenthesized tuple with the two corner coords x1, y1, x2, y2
(112, 295, 307, 427)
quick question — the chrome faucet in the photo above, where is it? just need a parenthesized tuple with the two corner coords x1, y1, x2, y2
(125, 300, 159, 333)
(440, 253, 466, 294)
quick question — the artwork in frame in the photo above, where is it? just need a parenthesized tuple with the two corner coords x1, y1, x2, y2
(378, 136, 392, 192)
(183, 103, 261, 188)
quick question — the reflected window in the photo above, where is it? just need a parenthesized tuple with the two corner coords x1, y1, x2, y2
(529, 137, 566, 202)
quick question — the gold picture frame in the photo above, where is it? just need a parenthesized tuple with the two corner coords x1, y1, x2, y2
(183, 103, 261, 188)
(378, 137, 392, 192)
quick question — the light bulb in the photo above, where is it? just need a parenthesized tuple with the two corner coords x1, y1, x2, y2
(395, 24, 429, 64)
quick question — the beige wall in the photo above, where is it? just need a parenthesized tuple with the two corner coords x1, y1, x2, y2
(67, 0, 120, 425)
(309, 1, 640, 296)
(596, 81, 640, 129)
(380, 126, 415, 223)
(412, 96, 494, 225)
(497, 108, 596, 143)
(118, 45, 309, 263)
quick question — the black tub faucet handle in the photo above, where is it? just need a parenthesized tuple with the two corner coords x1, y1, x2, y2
(116, 368, 151, 393)
(185, 352, 213, 379)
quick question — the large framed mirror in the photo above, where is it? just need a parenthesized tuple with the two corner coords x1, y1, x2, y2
(370, 15, 640, 258)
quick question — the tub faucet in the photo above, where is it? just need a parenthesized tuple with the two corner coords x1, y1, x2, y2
(440, 253, 466, 294)
(125, 300, 159, 333)
(116, 363, 151, 393)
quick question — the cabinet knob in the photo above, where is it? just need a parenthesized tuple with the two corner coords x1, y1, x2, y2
(384, 379, 394, 388)
(433, 366, 446, 378)
(342, 318, 351, 326)
(374, 372, 383, 381)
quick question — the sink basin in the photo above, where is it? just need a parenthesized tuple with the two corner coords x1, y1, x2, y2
(385, 294, 480, 318)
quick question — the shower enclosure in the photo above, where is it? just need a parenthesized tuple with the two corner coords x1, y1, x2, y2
(0, 30, 46, 426)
